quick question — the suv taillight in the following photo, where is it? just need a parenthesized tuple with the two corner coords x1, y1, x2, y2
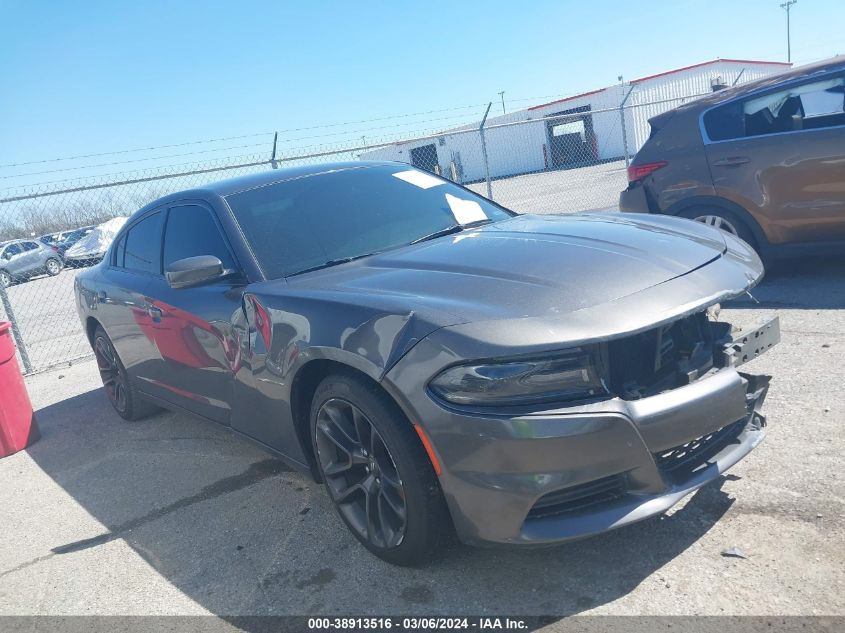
(627, 161, 667, 183)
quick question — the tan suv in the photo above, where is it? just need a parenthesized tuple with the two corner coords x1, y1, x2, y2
(620, 56, 845, 258)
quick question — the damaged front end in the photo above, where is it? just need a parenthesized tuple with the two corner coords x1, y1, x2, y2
(390, 303, 780, 546)
(605, 308, 778, 403)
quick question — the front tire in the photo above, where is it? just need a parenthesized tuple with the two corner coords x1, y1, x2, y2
(310, 372, 451, 566)
(93, 325, 159, 421)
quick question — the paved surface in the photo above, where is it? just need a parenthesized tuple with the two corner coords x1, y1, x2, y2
(467, 160, 627, 215)
(1, 164, 626, 373)
(1, 265, 89, 372)
(1, 257, 843, 618)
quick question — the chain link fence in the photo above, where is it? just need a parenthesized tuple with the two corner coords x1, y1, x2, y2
(0, 92, 708, 374)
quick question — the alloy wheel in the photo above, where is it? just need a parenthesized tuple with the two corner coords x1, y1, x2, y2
(694, 214, 739, 236)
(46, 259, 61, 275)
(315, 398, 407, 549)
(94, 335, 128, 414)
(0, 271, 10, 288)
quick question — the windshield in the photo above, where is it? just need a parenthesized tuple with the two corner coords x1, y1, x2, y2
(225, 165, 514, 279)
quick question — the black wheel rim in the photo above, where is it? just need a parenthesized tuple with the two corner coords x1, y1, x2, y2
(94, 335, 128, 414)
(315, 398, 407, 549)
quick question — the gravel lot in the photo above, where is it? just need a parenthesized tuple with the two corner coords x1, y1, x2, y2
(0, 163, 627, 373)
(1, 256, 842, 619)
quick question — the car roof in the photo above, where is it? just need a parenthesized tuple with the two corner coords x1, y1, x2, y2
(133, 160, 405, 215)
(675, 55, 845, 113)
(1, 239, 34, 246)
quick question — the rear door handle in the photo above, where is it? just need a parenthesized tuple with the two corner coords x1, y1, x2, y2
(712, 156, 750, 166)
(147, 305, 163, 323)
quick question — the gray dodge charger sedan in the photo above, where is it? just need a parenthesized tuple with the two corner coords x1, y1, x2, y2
(74, 162, 778, 565)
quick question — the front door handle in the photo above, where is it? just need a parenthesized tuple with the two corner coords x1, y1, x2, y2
(712, 156, 750, 166)
(147, 305, 163, 323)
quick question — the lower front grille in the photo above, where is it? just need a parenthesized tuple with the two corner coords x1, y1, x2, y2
(654, 419, 746, 479)
(527, 474, 628, 520)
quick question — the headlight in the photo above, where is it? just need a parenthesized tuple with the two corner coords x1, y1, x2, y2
(429, 348, 607, 406)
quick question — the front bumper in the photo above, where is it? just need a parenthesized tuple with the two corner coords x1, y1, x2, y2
(385, 320, 776, 547)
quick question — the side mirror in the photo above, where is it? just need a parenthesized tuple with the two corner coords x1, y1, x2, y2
(165, 255, 226, 289)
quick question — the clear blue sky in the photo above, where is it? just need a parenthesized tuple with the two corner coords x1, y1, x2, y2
(1, 0, 842, 188)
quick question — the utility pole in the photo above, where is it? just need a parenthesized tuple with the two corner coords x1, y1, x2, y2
(498, 91, 506, 114)
(780, 0, 797, 62)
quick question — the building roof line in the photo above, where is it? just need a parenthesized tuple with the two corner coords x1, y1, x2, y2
(630, 58, 792, 84)
(526, 88, 606, 111)
(526, 58, 791, 111)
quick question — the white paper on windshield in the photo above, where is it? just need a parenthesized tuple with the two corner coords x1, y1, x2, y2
(445, 193, 488, 225)
(392, 170, 444, 189)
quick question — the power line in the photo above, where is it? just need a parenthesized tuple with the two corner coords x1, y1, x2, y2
(0, 103, 489, 170)
(1, 111, 483, 180)
(1, 88, 597, 182)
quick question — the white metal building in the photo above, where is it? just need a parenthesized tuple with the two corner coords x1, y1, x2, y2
(361, 59, 791, 183)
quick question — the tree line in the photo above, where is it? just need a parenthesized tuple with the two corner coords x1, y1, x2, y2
(0, 186, 168, 242)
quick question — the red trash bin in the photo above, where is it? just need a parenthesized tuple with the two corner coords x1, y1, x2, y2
(0, 321, 39, 458)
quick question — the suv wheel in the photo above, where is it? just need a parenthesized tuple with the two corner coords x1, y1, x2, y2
(678, 206, 757, 249)
(310, 372, 451, 566)
(45, 258, 62, 276)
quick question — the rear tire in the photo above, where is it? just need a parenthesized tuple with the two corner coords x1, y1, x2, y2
(93, 325, 159, 421)
(678, 205, 757, 250)
(0, 270, 11, 288)
(45, 258, 62, 276)
(310, 372, 451, 566)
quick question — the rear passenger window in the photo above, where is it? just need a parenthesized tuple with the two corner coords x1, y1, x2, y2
(705, 75, 845, 141)
(163, 205, 234, 270)
(123, 212, 163, 274)
(21, 242, 39, 252)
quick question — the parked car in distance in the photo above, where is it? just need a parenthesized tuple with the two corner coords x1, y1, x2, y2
(75, 162, 778, 565)
(39, 231, 65, 246)
(40, 225, 96, 258)
(0, 238, 64, 287)
(63, 218, 126, 267)
(620, 56, 845, 259)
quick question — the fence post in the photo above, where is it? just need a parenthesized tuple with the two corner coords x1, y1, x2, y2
(270, 132, 279, 169)
(479, 102, 493, 200)
(0, 283, 33, 374)
(619, 83, 635, 168)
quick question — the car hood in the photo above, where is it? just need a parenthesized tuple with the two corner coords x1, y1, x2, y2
(284, 213, 736, 325)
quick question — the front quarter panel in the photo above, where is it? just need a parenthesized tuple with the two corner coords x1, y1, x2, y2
(230, 288, 449, 464)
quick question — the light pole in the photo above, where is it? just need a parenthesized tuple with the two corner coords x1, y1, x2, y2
(780, 0, 797, 62)
(498, 91, 506, 114)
